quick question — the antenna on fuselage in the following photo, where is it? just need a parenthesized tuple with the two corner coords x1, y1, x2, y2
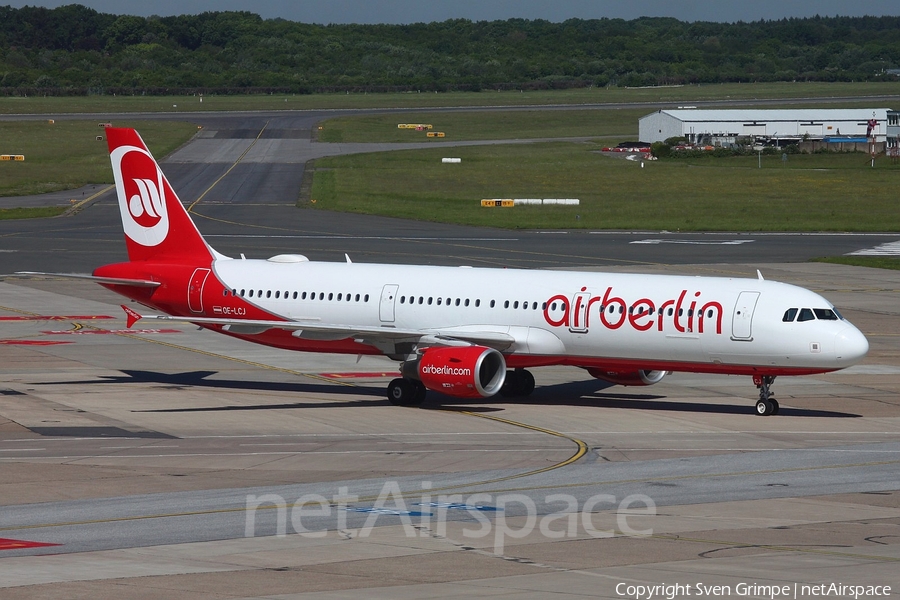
(757, 269, 764, 280)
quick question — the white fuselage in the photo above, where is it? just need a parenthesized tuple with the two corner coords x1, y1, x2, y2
(209, 257, 868, 375)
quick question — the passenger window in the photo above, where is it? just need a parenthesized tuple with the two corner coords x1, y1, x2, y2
(797, 308, 815, 322)
(437, 297, 442, 305)
(475, 299, 480, 307)
(266, 290, 272, 298)
(240, 289, 245, 297)
(490, 300, 495, 308)
(465, 299, 470, 307)
(428, 297, 433, 305)
(782, 308, 798, 322)
(813, 309, 839, 321)
(337, 293, 342, 301)
(504, 301, 510, 308)
(319, 293, 324, 300)
(364, 294, 369, 302)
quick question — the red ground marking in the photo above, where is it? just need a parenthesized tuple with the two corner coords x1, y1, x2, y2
(0, 340, 74, 346)
(319, 372, 397, 379)
(0, 315, 114, 321)
(0, 538, 60, 551)
(41, 329, 182, 335)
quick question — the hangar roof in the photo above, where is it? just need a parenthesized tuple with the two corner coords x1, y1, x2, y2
(652, 109, 891, 122)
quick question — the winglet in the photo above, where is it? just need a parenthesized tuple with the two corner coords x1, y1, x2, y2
(122, 304, 142, 328)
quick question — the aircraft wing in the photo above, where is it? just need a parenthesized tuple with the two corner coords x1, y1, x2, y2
(123, 307, 515, 351)
(10, 272, 161, 288)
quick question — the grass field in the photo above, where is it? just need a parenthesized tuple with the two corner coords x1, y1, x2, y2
(0, 120, 198, 197)
(1, 81, 898, 114)
(0, 206, 68, 220)
(309, 142, 900, 231)
(810, 256, 900, 269)
(318, 109, 645, 142)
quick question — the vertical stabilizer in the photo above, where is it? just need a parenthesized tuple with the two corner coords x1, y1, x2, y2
(106, 128, 214, 264)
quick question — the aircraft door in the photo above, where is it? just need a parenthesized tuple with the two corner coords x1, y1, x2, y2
(379, 284, 399, 323)
(731, 291, 760, 340)
(569, 292, 591, 333)
(188, 268, 211, 314)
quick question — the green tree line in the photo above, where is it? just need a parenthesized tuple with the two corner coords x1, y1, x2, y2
(1, 4, 899, 95)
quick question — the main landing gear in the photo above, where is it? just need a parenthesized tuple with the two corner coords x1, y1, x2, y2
(753, 375, 779, 416)
(387, 378, 427, 407)
(500, 369, 535, 398)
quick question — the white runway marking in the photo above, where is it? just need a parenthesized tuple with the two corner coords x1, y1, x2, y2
(630, 239, 755, 245)
(848, 240, 900, 256)
(205, 235, 516, 241)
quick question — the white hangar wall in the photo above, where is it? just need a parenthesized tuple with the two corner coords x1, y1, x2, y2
(638, 109, 891, 144)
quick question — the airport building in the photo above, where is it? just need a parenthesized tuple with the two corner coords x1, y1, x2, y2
(639, 108, 892, 149)
(888, 110, 900, 156)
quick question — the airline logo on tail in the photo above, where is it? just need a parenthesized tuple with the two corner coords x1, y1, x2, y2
(110, 145, 169, 247)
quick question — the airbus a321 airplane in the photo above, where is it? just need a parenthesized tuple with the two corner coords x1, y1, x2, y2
(21, 128, 869, 415)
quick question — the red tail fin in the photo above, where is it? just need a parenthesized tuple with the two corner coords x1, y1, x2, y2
(106, 128, 214, 264)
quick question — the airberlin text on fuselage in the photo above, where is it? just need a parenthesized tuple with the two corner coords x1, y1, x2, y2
(544, 287, 724, 335)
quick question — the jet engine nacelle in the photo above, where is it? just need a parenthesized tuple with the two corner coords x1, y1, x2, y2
(415, 346, 507, 398)
(587, 368, 668, 386)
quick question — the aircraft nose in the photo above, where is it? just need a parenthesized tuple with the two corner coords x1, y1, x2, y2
(834, 325, 869, 366)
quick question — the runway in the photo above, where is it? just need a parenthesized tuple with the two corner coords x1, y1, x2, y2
(0, 107, 899, 598)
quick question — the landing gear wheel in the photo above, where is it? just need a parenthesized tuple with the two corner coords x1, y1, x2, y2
(413, 380, 428, 405)
(387, 378, 423, 406)
(753, 375, 778, 416)
(755, 398, 775, 416)
(499, 369, 535, 397)
(517, 369, 535, 396)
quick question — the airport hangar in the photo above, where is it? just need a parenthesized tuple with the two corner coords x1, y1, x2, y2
(639, 108, 900, 151)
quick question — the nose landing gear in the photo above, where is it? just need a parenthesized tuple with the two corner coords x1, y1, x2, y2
(753, 375, 779, 416)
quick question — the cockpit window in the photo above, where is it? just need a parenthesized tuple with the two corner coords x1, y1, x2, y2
(813, 308, 839, 321)
(833, 308, 844, 320)
(797, 308, 815, 322)
(782, 308, 798, 322)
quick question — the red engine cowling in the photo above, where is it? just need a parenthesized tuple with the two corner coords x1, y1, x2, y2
(587, 368, 668, 386)
(417, 346, 507, 398)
